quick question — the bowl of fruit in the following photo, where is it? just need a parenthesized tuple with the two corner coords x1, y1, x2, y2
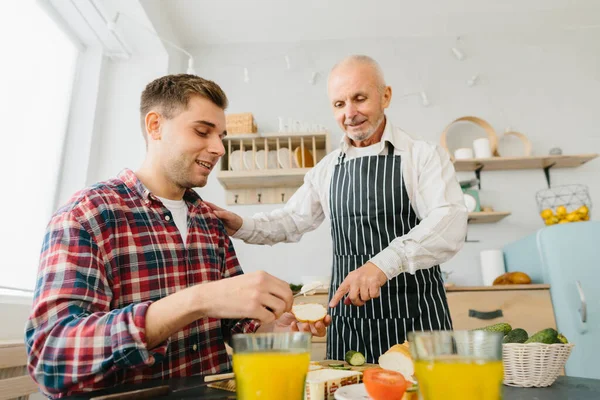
(536, 184, 591, 226)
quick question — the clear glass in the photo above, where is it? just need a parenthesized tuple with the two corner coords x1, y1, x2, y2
(232, 332, 311, 400)
(408, 330, 504, 400)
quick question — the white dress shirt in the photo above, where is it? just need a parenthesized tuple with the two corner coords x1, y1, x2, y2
(233, 120, 468, 279)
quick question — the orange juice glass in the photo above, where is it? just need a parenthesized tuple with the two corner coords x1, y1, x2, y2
(232, 332, 311, 400)
(408, 330, 504, 400)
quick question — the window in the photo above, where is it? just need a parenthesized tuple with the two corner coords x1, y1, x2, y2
(0, 1, 79, 291)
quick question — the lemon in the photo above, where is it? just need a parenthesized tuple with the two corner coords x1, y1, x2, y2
(566, 212, 579, 222)
(540, 209, 553, 219)
(545, 216, 559, 226)
(577, 205, 589, 217)
(556, 206, 567, 217)
(558, 220, 570, 224)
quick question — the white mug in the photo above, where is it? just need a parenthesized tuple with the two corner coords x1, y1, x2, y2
(454, 148, 474, 160)
(473, 138, 493, 158)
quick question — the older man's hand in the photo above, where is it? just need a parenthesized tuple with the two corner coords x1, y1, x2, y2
(329, 262, 388, 307)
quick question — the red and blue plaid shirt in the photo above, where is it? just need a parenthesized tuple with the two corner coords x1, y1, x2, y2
(25, 169, 258, 398)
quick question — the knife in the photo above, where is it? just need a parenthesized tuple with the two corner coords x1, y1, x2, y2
(90, 373, 235, 400)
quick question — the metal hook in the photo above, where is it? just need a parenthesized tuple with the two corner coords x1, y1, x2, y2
(281, 193, 285, 202)
(234, 194, 238, 204)
(257, 193, 262, 203)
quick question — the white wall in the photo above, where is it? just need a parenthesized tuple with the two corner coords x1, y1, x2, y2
(182, 31, 600, 286)
(54, 28, 600, 288)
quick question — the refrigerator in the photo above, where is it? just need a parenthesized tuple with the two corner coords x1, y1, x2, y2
(503, 221, 600, 379)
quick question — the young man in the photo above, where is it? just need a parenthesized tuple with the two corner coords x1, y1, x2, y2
(209, 55, 467, 363)
(25, 74, 330, 398)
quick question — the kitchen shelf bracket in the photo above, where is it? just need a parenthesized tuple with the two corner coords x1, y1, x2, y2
(543, 162, 556, 188)
(474, 164, 484, 189)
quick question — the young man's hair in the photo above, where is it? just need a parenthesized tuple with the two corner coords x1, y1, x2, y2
(139, 74, 228, 142)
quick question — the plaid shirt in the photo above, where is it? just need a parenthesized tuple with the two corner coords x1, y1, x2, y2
(25, 169, 258, 398)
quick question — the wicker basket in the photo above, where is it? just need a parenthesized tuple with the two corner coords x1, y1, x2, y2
(226, 112, 257, 134)
(502, 343, 574, 387)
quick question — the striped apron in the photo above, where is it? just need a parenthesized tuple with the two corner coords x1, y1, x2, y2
(326, 142, 452, 363)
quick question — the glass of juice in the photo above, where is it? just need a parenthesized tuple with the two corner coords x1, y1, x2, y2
(231, 332, 311, 400)
(407, 330, 504, 400)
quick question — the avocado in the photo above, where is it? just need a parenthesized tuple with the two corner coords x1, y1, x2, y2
(525, 328, 559, 344)
(503, 328, 529, 344)
(474, 323, 512, 335)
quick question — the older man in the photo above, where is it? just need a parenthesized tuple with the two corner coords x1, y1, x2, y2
(209, 55, 467, 363)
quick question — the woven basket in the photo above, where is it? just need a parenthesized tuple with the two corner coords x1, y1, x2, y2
(226, 112, 257, 134)
(502, 343, 574, 387)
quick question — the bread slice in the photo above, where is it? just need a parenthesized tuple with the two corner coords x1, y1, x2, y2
(292, 303, 327, 323)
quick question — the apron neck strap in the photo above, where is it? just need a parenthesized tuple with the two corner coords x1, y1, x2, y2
(386, 141, 395, 155)
(338, 141, 394, 164)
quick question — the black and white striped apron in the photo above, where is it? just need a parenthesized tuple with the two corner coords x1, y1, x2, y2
(326, 141, 452, 363)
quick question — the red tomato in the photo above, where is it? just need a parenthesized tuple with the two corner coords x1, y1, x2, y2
(363, 369, 408, 400)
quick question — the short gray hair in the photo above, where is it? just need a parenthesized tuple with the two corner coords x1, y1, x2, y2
(329, 55, 386, 92)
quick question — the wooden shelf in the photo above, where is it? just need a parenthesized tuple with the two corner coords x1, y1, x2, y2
(454, 154, 597, 172)
(217, 168, 310, 190)
(446, 284, 550, 292)
(468, 211, 511, 224)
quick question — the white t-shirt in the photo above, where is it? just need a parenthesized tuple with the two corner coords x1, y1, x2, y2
(156, 196, 189, 245)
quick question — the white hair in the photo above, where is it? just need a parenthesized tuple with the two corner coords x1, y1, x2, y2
(329, 55, 386, 91)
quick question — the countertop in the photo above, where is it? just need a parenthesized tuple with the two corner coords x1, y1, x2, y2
(65, 375, 600, 399)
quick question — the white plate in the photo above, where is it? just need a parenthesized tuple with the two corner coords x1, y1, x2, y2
(334, 383, 371, 400)
(243, 150, 255, 170)
(255, 150, 279, 169)
(268, 150, 279, 169)
(229, 150, 243, 171)
(277, 147, 293, 169)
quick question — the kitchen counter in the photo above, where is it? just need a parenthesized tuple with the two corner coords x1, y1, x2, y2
(65, 375, 600, 399)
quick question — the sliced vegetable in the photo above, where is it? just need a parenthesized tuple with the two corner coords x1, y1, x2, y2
(327, 363, 345, 368)
(330, 366, 351, 370)
(363, 369, 408, 400)
(345, 350, 366, 366)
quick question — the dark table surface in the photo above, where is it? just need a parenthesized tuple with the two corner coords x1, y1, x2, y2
(65, 375, 600, 399)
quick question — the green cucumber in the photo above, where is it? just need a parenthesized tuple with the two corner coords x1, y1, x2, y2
(345, 350, 366, 366)
(327, 363, 345, 367)
(330, 366, 351, 370)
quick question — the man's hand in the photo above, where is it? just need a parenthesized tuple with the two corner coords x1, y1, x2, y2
(329, 262, 388, 307)
(268, 312, 332, 337)
(199, 271, 293, 324)
(204, 201, 243, 235)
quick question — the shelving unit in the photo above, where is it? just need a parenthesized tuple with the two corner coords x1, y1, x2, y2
(454, 154, 598, 188)
(217, 131, 331, 205)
